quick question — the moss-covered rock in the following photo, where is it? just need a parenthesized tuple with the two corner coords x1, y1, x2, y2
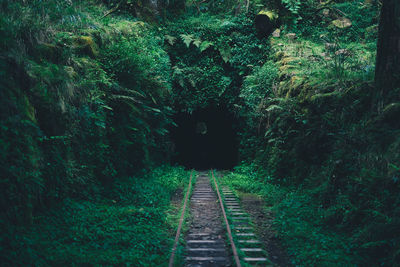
(309, 91, 341, 104)
(279, 64, 295, 72)
(72, 36, 99, 57)
(279, 56, 299, 65)
(274, 51, 287, 61)
(108, 21, 146, 37)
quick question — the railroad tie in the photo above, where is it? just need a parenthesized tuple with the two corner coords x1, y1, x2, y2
(184, 173, 232, 266)
(220, 185, 272, 266)
(172, 172, 271, 267)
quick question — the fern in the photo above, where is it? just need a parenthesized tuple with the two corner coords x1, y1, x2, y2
(180, 34, 195, 47)
(199, 41, 213, 52)
(266, 104, 283, 112)
(193, 39, 202, 48)
(282, 0, 301, 15)
(164, 35, 176, 45)
(219, 45, 232, 63)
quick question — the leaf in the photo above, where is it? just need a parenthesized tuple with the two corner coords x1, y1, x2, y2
(150, 107, 161, 113)
(164, 35, 176, 45)
(332, 17, 352, 28)
(389, 163, 400, 171)
(219, 46, 232, 63)
(102, 105, 113, 111)
(266, 104, 283, 112)
(199, 41, 213, 52)
(180, 34, 194, 48)
(193, 39, 202, 48)
(110, 95, 142, 104)
(110, 95, 142, 114)
(126, 89, 146, 98)
(221, 76, 232, 84)
(150, 94, 157, 104)
(172, 66, 183, 76)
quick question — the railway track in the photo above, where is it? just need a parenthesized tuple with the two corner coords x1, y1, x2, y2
(169, 171, 269, 266)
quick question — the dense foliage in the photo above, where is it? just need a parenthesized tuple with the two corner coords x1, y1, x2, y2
(1, 1, 179, 265)
(237, 1, 400, 265)
(163, 14, 271, 112)
(0, 0, 172, 222)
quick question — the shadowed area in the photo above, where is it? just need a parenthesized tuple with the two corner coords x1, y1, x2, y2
(171, 106, 238, 170)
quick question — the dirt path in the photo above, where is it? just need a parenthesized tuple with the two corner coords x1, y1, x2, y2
(239, 193, 292, 266)
(185, 172, 232, 266)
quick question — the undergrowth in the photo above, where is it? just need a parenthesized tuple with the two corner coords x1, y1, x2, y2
(1, 166, 189, 266)
(221, 164, 361, 266)
(1, 0, 173, 228)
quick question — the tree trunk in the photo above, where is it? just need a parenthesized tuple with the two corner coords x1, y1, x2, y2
(375, 0, 400, 90)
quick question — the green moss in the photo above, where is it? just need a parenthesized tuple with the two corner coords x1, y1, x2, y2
(258, 10, 279, 21)
(72, 36, 99, 57)
(274, 51, 287, 61)
(278, 57, 300, 68)
(310, 91, 341, 103)
(108, 21, 147, 37)
(279, 64, 296, 72)
(23, 95, 36, 123)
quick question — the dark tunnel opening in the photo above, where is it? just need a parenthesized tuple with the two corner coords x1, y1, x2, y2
(170, 106, 239, 170)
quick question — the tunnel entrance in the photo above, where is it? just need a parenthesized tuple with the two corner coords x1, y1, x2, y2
(170, 106, 238, 170)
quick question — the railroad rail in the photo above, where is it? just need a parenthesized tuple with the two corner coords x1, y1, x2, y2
(169, 170, 269, 266)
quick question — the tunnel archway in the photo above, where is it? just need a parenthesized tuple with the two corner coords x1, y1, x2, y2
(170, 105, 239, 170)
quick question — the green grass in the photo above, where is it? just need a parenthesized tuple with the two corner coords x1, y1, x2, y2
(218, 165, 361, 266)
(213, 171, 273, 267)
(1, 166, 190, 266)
(172, 170, 196, 267)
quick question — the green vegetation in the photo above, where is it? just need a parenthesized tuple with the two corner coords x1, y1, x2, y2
(1, 0, 172, 223)
(220, 167, 359, 265)
(163, 14, 271, 112)
(1, 0, 400, 265)
(2, 166, 189, 265)
(1, 1, 183, 265)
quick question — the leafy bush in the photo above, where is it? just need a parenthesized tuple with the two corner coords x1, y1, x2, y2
(241, 61, 279, 111)
(0, 0, 173, 229)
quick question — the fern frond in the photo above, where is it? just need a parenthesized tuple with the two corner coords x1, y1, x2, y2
(164, 35, 176, 45)
(219, 46, 232, 63)
(180, 34, 194, 48)
(200, 41, 213, 52)
(193, 39, 202, 48)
